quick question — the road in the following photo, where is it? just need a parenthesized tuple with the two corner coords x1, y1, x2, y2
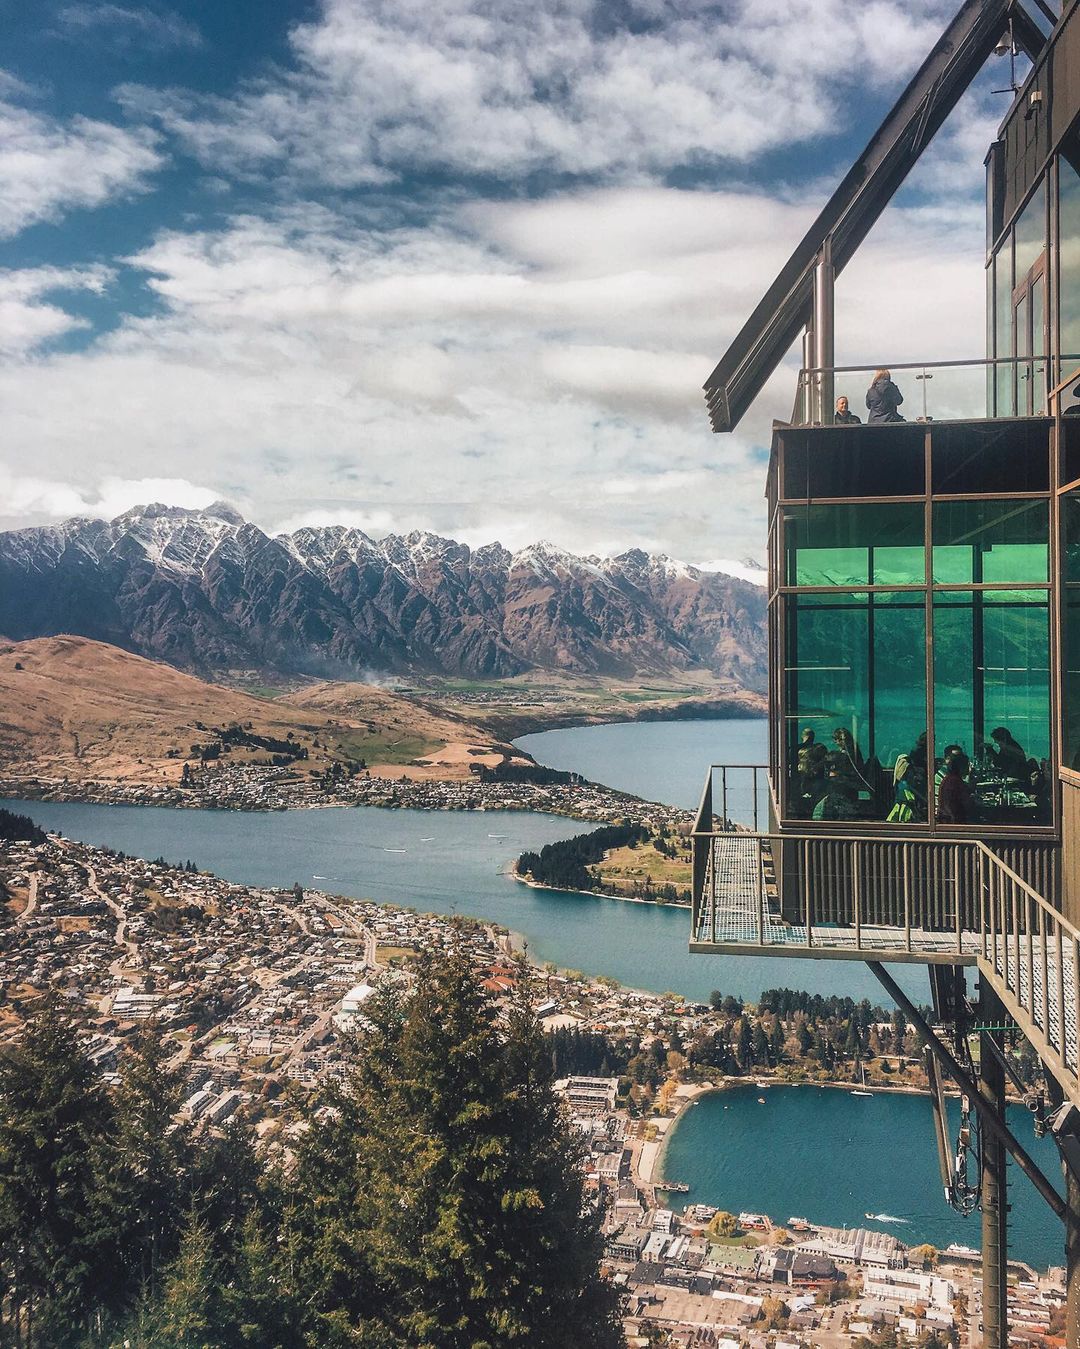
(16, 871, 39, 924)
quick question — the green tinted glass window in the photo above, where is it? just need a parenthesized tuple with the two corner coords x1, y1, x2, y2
(932, 591, 1050, 826)
(784, 592, 926, 822)
(931, 500, 1048, 584)
(1065, 586, 1080, 771)
(784, 503, 924, 587)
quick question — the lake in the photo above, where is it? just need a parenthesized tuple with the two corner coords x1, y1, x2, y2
(6, 719, 926, 1003)
(5, 715, 1061, 1266)
(660, 1083, 1063, 1270)
(516, 718, 769, 813)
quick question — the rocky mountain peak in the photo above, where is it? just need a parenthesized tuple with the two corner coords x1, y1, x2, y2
(0, 507, 767, 686)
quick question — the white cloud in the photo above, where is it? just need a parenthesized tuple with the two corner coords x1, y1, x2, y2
(0, 473, 218, 524)
(0, 170, 988, 559)
(0, 92, 162, 239)
(120, 0, 964, 187)
(0, 265, 114, 356)
(56, 4, 203, 50)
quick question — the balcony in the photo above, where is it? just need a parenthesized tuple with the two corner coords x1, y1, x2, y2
(690, 764, 1080, 1102)
(788, 356, 1080, 427)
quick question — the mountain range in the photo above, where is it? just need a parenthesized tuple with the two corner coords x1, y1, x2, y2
(0, 504, 766, 686)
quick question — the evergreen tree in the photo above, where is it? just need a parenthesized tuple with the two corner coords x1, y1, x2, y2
(88, 1028, 191, 1320)
(289, 950, 624, 1348)
(222, 1208, 304, 1348)
(734, 1018, 752, 1070)
(0, 1000, 111, 1347)
(134, 1210, 223, 1349)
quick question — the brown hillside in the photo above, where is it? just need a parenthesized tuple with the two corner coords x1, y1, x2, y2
(0, 636, 515, 787)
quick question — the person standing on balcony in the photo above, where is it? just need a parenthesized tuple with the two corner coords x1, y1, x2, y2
(834, 395, 861, 424)
(865, 369, 905, 423)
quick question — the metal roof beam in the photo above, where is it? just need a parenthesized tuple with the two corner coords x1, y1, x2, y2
(704, 0, 1026, 433)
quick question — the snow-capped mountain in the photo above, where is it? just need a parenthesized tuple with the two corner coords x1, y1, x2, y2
(0, 504, 766, 685)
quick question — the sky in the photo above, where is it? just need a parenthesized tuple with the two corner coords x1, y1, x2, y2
(0, 0, 1034, 567)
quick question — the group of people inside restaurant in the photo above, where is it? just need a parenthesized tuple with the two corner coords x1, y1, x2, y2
(791, 724, 1050, 825)
(832, 369, 906, 425)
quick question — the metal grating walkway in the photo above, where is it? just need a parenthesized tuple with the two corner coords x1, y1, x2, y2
(691, 832, 1080, 1102)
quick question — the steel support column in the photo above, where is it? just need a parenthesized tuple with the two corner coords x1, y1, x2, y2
(980, 979, 1009, 1349)
(812, 241, 834, 425)
(1067, 1162, 1080, 1349)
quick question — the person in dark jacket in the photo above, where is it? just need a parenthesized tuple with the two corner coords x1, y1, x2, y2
(987, 726, 1027, 780)
(865, 368, 905, 423)
(938, 754, 976, 824)
(834, 395, 861, 424)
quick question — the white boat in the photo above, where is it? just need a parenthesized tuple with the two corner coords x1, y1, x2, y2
(851, 1089, 874, 1097)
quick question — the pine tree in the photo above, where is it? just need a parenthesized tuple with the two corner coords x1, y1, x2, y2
(0, 999, 112, 1347)
(289, 950, 624, 1348)
(138, 1210, 223, 1348)
(221, 1208, 304, 1348)
(87, 1028, 192, 1319)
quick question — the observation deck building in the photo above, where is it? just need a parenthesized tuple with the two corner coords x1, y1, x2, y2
(689, 3, 1080, 1344)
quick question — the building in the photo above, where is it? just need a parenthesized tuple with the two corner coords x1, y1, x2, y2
(862, 1267, 956, 1310)
(553, 1075, 620, 1113)
(685, 3, 1080, 1345)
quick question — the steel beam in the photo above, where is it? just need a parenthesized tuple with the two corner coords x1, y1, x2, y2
(867, 961, 1066, 1218)
(1067, 1163, 1080, 1349)
(980, 981, 1009, 1349)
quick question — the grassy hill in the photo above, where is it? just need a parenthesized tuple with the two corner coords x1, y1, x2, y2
(0, 636, 519, 788)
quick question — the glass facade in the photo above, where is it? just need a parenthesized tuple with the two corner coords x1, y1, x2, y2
(1060, 145, 1080, 381)
(776, 422, 1054, 830)
(931, 499, 1049, 584)
(784, 593, 926, 822)
(1064, 495, 1080, 771)
(784, 503, 924, 587)
(995, 243, 1013, 415)
(932, 591, 1051, 825)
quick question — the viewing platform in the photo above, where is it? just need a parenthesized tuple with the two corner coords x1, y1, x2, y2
(691, 765, 1080, 1103)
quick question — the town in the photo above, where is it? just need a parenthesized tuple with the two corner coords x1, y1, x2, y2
(0, 758, 692, 831)
(0, 818, 1066, 1347)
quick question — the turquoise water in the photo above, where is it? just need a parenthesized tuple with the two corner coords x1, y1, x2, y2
(516, 718, 769, 813)
(660, 1084, 1064, 1270)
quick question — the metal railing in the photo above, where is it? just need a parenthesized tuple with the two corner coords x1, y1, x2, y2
(788, 355, 1080, 427)
(689, 763, 1078, 1099)
(980, 847, 1080, 1091)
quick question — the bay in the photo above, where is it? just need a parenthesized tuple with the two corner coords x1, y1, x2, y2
(660, 1084, 1063, 1270)
(8, 789, 922, 1005)
(515, 717, 769, 814)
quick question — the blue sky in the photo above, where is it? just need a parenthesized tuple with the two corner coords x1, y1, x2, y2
(0, 0, 1028, 566)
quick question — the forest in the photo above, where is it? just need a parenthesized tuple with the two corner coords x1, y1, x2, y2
(516, 821, 647, 892)
(0, 952, 624, 1349)
(0, 808, 45, 846)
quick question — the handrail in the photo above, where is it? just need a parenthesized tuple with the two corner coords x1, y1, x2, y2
(974, 840, 1080, 945)
(688, 778, 1079, 1099)
(799, 354, 1080, 375)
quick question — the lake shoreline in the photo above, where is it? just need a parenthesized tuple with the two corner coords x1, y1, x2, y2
(652, 1078, 966, 1191)
(512, 868, 690, 910)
